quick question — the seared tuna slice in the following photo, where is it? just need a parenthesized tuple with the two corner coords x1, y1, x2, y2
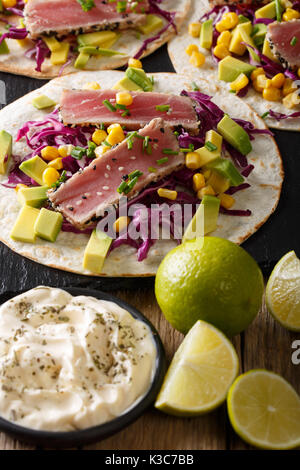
(60, 89, 200, 134)
(24, 0, 149, 39)
(268, 20, 300, 68)
(48, 118, 184, 227)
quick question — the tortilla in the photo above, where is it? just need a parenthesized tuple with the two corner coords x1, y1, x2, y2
(0, 0, 190, 79)
(167, 0, 300, 131)
(0, 71, 283, 276)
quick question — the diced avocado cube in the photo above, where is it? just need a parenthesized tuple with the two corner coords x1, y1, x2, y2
(218, 56, 256, 83)
(217, 114, 252, 156)
(229, 27, 247, 56)
(77, 31, 117, 47)
(17, 185, 48, 208)
(255, 1, 276, 19)
(0, 130, 12, 175)
(206, 170, 230, 194)
(205, 158, 244, 187)
(183, 195, 220, 241)
(195, 145, 220, 167)
(125, 67, 153, 92)
(34, 208, 63, 242)
(79, 46, 124, 56)
(74, 52, 90, 69)
(262, 36, 279, 63)
(205, 130, 223, 153)
(238, 14, 250, 24)
(112, 76, 142, 91)
(200, 19, 213, 49)
(19, 156, 48, 186)
(10, 205, 40, 243)
(32, 94, 56, 110)
(237, 26, 260, 62)
(0, 36, 9, 55)
(252, 23, 267, 48)
(50, 42, 70, 65)
(138, 14, 164, 35)
(42, 36, 61, 52)
(83, 229, 112, 274)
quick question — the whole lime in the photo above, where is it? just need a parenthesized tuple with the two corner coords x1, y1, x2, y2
(155, 237, 264, 336)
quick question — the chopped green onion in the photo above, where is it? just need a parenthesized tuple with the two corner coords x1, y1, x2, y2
(124, 176, 139, 194)
(148, 166, 157, 173)
(52, 170, 67, 188)
(275, 0, 283, 22)
(205, 141, 217, 152)
(143, 136, 152, 155)
(99, 123, 105, 130)
(103, 140, 112, 147)
(156, 105, 171, 113)
(87, 140, 97, 158)
(102, 99, 117, 112)
(261, 111, 269, 119)
(156, 157, 169, 165)
(162, 149, 179, 155)
(71, 146, 86, 160)
(121, 110, 131, 117)
(116, 103, 127, 110)
(128, 170, 143, 180)
(116, 1, 127, 12)
(192, 82, 200, 91)
(290, 36, 298, 46)
(181, 144, 195, 153)
(117, 180, 128, 194)
(76, 0, 95, 12)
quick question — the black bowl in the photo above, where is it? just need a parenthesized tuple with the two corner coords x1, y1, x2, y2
(0, 287, 166, 448)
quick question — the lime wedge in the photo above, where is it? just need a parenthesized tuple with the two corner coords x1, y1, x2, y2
(227, 370, 300, 449)
(266, 251, 300, 331)
(155, 320, 239, 416)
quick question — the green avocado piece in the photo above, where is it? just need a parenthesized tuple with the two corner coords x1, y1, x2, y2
(17, 185, 48, 208)
(32, 94, 56, 110)
(50, 42, 70, 65)
(200, 19, 213, 49)
(217, 114, 252, 156)
(238, 14, 250, 24)
(78, 46, 125, 56)
(183, 195, 220, 241)
(10, 205, 40, 243)
(0, 130, 12, 175)
(34, 207, 63, 242)
(74, 51, 90, 69)
(238, 27, 260, 62)
(252, 23, 267, 47)
(77, 31, 117, 47)
(195, 144, 220, 167)
(205, 158, 245, 187)
(218, 56, 256, 83)
(83, 229, 113, 273)
(138, 14, 164, 35)
(42, 36, 61, 52)
(205, 130, 223, 153)
(125, 67, 153, 92)
(19, 156, 48, 186)
(0, 36, 9, 55)
(112, 76, 142, 91)
(255, 1, 276, 19)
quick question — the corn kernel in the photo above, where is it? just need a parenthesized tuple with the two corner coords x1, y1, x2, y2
(197, 185, 215, 199)
(219, 193, 235, 209)
(262, 87, 281, 101)
(58, 144, 74, 158)
(203, 169, 211, 180)
(283, 78, 297, 96)
(116, 91, 133, 107)
(106, 125, 125, 146)
(48, 158, 63, 170)
(107, 123, 123, 134)
(223, 12, 239, 29)
(42, 167, 60, 186)
(230, 73, 249, 92)
(128, 58, 143, 69)
(193, 173, 206, 192)
(283, 8, 300, 21)
(41, 146, 60, 161)
(256, 74, 267, 89)
(95, 145, 109, 157)
(157, 188, 178, 200)
(213, 44, 230, 60)
(15, 184, 28, 193)
(215, 21, 228, 33)
(252, 78, 264, 93)
(282, 91, 300, 109)
(217, 30, 232, 47)
(298, 67, 300, 78)
(2, 0, 17, 7)
(189, 51, 205, 67)
(113, 216, 131, 233)
(92, 129, 108, 145)
(265, 78, 273, 89)
(186, 44, 199, 56)
(82, 82, 101, 90)
(251, 67, 264, 81)
(271, 73, 285, 89)
(188, 22, 201, 38)
(185, 152, 201, 169)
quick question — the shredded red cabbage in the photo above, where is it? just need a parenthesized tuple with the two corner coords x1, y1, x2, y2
(5, 7, 24, 16)
(220, 207, 252, 216)
(0, 26, 28, 45)
(268, 109, 300, 121)
(226, 183, 251, 195)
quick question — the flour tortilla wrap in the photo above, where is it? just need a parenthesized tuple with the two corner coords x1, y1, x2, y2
(168, 0, 300, 131)
(0, 71, 283, 276)
(0, 0, 190, 79)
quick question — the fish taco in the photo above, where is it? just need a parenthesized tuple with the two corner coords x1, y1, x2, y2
(168, 0, 300, 131)
(0, 70, 283, 276)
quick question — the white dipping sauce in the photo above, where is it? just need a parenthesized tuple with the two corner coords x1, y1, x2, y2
(0, 287, 156, 431)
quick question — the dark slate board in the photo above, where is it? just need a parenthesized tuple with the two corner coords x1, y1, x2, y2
(0, 44, 298, 294)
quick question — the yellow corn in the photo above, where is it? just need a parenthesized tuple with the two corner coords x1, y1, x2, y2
(42, 167, 60, 186)
(271, 73, 285, 89)
(41, 146, 60, 161)
(116, 91, 133, 106)
(58, 144, 74, 158)
(193, 173, 206, 192)
(106, 125, 125, 146)
(203, 169, 211, 180)
(216, 12, 239, 32)
(213, 44, 230, 60)
(188, 22, 201, 38)
(282, 91, 300, 109)
(15, 183, 28, 193)
(298, 67, 300, 78)
(107, 123, 120, 133)
(82, 82, 101, 90)
(186, 44, 199, 56)
(95, 145, 109, 157)
(128, 58, 143, 69)
(256, 74, 268, 89)
(265, 78, 273, 89)
(219, 193, 235, 209)
(189, 51, 205, 67)
(251, 67, 264, 81)
(113, 216, 131, 233)
(215, 21, 227, 33)
(2, 0, 17, 7)
(197, 185, 215, 199)
(48, 158, 63, 170)
(283, 8, 300, 21)
(283, 78, 297, 96)
(185, 152, 201, 169)
(157, 188, 178, 200)
(252, 78, 264, 93)
(92, 129, 108, 145)
(262, 86, 281, 101)
(217, 30, 232, 47)
(230, 73, 249, 92)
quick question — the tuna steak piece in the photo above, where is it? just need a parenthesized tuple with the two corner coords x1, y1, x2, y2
(48, 118, 184, 227)
(268, 20, 300, 68)
(24, 0, 149, 39)
(60, 89, 200, 134)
